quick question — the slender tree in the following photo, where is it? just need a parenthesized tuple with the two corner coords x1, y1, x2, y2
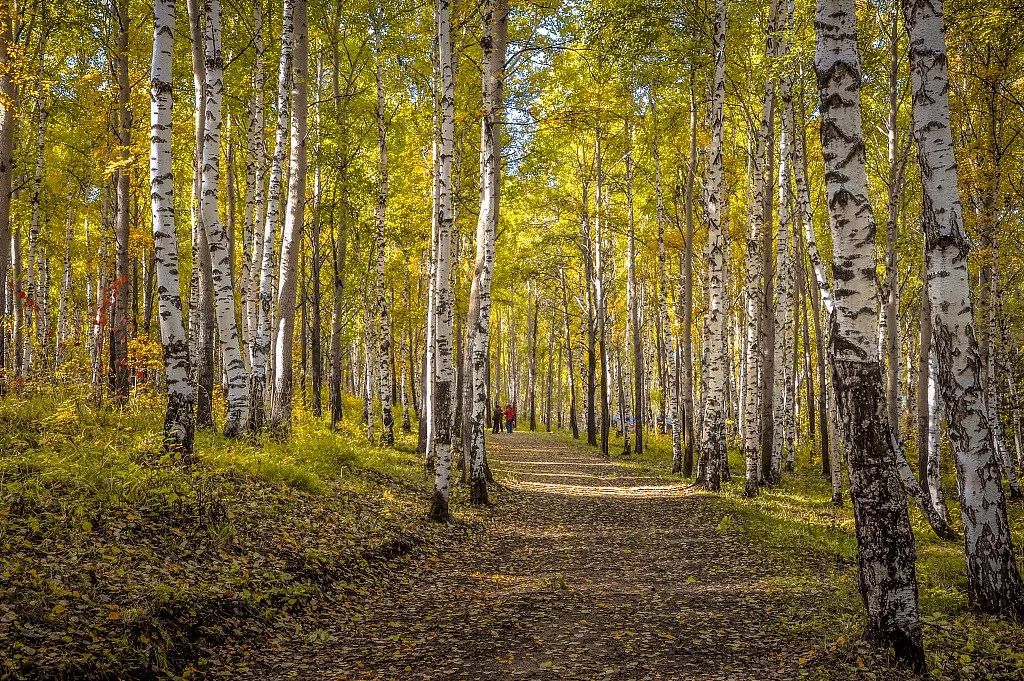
(149, 0, 195, 457)
(814, 0, 924, 665)
(699, 0, 728, 492)
(429, 0, 456, 522)
(201, 0, 248, 436)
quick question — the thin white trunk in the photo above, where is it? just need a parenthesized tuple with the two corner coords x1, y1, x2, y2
(201, 0, 248, 436)
(429, 0, 456, 522)
(270, 0, 308, 430)
(150, 0, 195, 456)
(467, 0, 506, 505)
(699, 0, 728, 492)
(770, 0, 795, 484)
(249, 0, 293, 430)
(374, 28, 395, 446)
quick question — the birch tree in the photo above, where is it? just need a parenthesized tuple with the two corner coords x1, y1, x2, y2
(270, 0, 309, 431)
(699, 0, 728, 492)
(249, 0, 294, 431)
(429, 0, 456, 522)
(149, 0, 195, 457)
(466, 0, 507, 505)
(373, 24, 395, 446)
(201, 0, 248, 436)
(814, 0, 924, 665)
(902, 0, 1024, 616)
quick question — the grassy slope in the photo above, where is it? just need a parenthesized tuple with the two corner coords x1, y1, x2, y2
(0, 388, 480, 679)
(575, 427, 1024, 679)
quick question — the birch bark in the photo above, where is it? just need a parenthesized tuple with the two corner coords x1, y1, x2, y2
(374, 27, 395, 446)
(467, 0, 506, 505)
(270, 0, 309, 430)
(150, 0, 196, 457)
(814, 0, 924, 664)
(201, 0, 248, 436)
(699, 0, 728, 492)
(249, 0, 294, 430)
(902, 0, 1024, 616)
(429, 0, 456, 522)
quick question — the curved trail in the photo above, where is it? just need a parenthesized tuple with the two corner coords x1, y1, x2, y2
(228, 432, 820, 680)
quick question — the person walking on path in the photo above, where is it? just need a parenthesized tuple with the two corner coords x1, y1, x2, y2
(492, 402, 503, 434)
(505, 403, 516, 433)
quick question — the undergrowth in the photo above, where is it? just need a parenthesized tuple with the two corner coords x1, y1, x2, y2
(0, 386, 464, 679)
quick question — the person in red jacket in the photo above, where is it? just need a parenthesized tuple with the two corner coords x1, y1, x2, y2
(504, 403, 516, 433)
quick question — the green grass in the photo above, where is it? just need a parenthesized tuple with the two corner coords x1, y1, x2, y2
(0, 385, 445, 679)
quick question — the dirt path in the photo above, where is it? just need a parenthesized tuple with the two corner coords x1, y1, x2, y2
(223, 433, 821, 680)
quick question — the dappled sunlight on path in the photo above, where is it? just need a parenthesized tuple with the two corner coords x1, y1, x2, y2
(221, 431, 825, 680)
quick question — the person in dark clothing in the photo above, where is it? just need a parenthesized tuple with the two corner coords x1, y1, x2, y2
(505, 403, 516, 433)
(492, 403, 503, 434)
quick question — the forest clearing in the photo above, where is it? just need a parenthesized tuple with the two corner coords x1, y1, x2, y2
(2, 0, 1024, 677)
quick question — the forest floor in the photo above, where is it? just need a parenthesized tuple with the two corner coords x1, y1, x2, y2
(3, 393, 1023, 679)
(202, 432, 921, 681)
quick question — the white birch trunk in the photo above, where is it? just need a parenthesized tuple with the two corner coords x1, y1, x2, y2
(150, 0, 196, 456)
(249, 0, 293, 431)
(902, 0, 1024, 616)
(815, 0, 924, 664)
(927, 345, 948, 520)
(243, 0, 265, 353)
(374, 29, 395, 446)
(429, 0, 456, 522)
(467, 0, 506, 505)
(743, 131, 763, 495)
(24, 85, 45, 376)
(699, 0, 728, 492)
(54, 216, 72, 369)
(201, 0, 248, 436)
(770, 0, 795, 484)
(269, 0, 308, 430)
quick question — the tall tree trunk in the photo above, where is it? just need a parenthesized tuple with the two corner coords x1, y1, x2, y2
(250, 0, 293, 429)
(626, 127, 643, 456)
(270, 0, 309, 431)
(680, 80, 697, 476)
(0, 5, 14, 391)
(743, 124, 764, 494)
(902, 0, 1024, 617)
(649, 104, 677, 468)
(758, 0, 781, 484)
(110, 0, 132, 403)
(594, 134, 610, 457)
(186, 0, 216, 429)
(150, 0, 196, 458)
(466, 0, 505, 503)
(699, 0, 728, 492)
(814, 0, 924, 665)
(769, 0, 795, 485)
(330, 179, 348, 427)
(429, 0, 456, 522)
(24, 39, 46, 376)
(561, 268, 579, 439)
(202, 0, 249, 436)
(528, 290, 539, 431)
(373, 27, 395, 445)
(793, 78, 837, 495)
